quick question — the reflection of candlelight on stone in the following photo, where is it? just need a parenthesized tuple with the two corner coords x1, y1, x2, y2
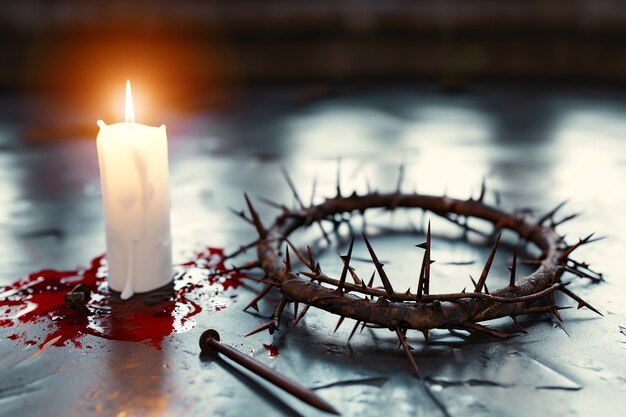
(96, 81, 172, 300)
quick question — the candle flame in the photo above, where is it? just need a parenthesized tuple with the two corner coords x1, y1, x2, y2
(125, 80, 135, 123)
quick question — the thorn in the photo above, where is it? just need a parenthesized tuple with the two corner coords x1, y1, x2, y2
(424, 222, 431, 295)
(291, 304, 311, 328)
(509, 244, 518, 287)
(284, 246, 292, 271)
(337, 235, 355, 293)
(243, 193, 267, 238)
(422, 329, 430, 342)
(441, 213, 491, 238)
(510, 316, 527, 333)
(417, 250, 427, 301)
(538, 200, 568, 226)
(257, 196, 289, 212)
(293, 301, 299, 318)
(240, 274, 281, 287)
(244, 322, 273, 337)
(551, 306, 563, 322)
(416, 222, 431, 301)
(478, 177, 486, 202)
(334, 316, 346, 333)
(553, 213, 580, 227)
(280, 167, 305, 209)
(228, 207, 253, 225)
(310, 175, 318, 207)
(584, 233, 605, 244)
(559, 287, 603, 316)
(243, 284, 273, 312)
(395, 327, 421, 378)
(283, 168, 331, 242)
(460, 322, 518, 340)
(285, 240, 314, 272)
(568, 259, 603, 281)
(474, 233, 501, 293)
(348, 320, 361, 341)
(347, 265, 362, 285)
(564, 266, 602, 283)
(523, 305, 572, 315)
(558, 241, 583, 262)
(316, 220, 332, 244)
(307, 246, 315, 271)
(362, 233, 394, 296)
(224, 239, 260, 260)
(469, 275, 477, 288)
(396, 164, 405, 194)
(205, 260, 262, 278)
(416, 222, 432, 299)
(269, 297, 287, 331)
(559, 233, 605, 262)
(569, 259, 596, 272)
(336, 157, 342, 197)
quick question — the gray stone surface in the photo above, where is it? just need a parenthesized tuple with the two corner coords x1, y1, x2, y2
(1, 84, 625, 416)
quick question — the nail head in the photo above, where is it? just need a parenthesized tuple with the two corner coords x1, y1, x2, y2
(199, 329, 221, 352)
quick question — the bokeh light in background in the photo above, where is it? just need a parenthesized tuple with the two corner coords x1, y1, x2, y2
(1, 3, 241, 132)
(19, 34, 232, 124)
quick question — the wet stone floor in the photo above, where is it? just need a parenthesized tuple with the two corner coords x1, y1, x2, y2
(1, 83, 625, 416)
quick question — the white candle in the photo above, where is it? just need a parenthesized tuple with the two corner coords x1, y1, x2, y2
(96, 81, 172, 299)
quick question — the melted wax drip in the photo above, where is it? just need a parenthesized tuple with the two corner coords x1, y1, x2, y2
(0, 248, 242, 350)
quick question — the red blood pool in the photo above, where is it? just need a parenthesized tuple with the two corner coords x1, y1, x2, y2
(1, 248, 242, 350)
(263, 343, 280, 358)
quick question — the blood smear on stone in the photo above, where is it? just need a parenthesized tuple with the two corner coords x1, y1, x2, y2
(0, 248, 242, 350)
(263, 343, 280, 358)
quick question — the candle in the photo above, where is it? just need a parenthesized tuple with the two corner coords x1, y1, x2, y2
(96, 81, 173, 299)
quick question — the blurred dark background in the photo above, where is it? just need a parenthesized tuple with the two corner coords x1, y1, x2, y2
(2, 0, 626, 123)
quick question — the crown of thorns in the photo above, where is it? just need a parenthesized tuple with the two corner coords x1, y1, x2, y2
(225, 167, 603, 377)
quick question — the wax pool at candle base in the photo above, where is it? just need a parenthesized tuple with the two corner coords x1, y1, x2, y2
(0, 248, 242, 350)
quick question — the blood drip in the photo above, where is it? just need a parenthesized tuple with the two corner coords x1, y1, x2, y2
(263, 343, 280, 358)
(0, 248, 242, 350)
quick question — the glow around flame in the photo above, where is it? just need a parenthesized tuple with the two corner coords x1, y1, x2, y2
(125, 80, 135, 123)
